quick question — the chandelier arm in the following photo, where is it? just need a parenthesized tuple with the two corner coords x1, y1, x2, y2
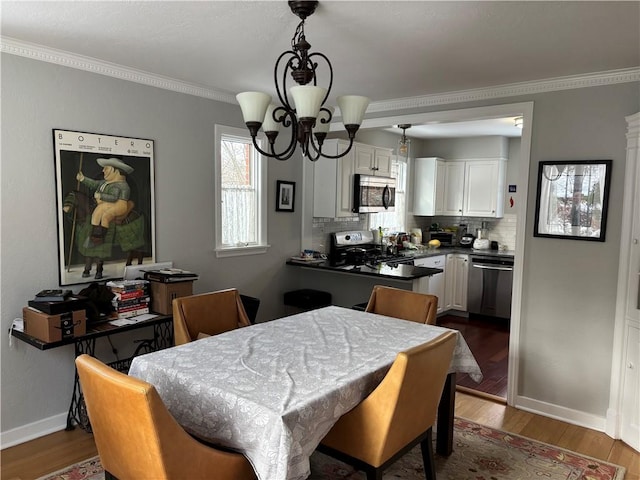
(264, 110, 300, 161)
(311, 136, 355, 160)
(308, 52, 333, 103)
(275, 50, 299, 107)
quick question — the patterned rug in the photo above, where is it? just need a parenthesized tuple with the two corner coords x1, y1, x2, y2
(38, 418, 625, 480)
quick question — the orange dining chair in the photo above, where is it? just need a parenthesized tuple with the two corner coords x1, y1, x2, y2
(365, 285, 438, 325)
(75, 354, 256, 480)
(318, 331, 457, 480)
(173, 288, 251, 345)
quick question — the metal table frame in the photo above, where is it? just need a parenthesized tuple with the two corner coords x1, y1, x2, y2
(11, 314, 173, 431)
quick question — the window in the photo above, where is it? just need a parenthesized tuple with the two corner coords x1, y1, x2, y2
(369, 157, 407, 233)
(214, 125, 268, 256)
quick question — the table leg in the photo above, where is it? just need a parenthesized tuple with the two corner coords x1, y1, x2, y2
(66, 337, 96, 431)
(436, 372, 456, 456)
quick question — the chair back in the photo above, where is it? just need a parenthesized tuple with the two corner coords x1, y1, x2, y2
(321, 331, 457, 467)
(173, 288, 251, 345)
(75, 354, 256, 479)
(365, 285, 438, 324)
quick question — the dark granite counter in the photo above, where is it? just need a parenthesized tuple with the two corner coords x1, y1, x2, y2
(286, 260, 442, 281)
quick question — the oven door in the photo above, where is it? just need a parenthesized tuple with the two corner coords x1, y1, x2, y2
(353, 174, 396, 213)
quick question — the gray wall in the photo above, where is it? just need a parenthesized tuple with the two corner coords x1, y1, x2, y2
(1, 51, 638, 442)
(0, 54, 302, 435)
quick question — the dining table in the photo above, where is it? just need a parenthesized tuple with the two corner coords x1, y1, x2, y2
(128, 305, 482, 480)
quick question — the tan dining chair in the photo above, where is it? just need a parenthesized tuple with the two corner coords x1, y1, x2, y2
(318, 331, 457, 480)
(365, 284, 438, 325)
(173, 288, 251, 345)
(75, 354, 256, 480)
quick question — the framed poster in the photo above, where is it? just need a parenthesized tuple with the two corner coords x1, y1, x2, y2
(534, 160, 611, 242)
(276, 180, 295, 212)
(53, 129, 155, 285)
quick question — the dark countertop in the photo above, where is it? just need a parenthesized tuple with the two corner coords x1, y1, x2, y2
(286, 260, 443, 281)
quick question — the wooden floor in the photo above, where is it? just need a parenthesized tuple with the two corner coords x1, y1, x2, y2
(1, 391, 638, 480)
(438, 313, 510, 398)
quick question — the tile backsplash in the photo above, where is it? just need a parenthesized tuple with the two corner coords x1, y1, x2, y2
(311, 213, 519, 253)
(311, 216, 368, 254)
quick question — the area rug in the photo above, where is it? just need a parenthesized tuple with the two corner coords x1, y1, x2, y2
(38, 418, 625, 480)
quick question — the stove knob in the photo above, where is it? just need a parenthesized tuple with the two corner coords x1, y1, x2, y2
(345, 235, 350, 241)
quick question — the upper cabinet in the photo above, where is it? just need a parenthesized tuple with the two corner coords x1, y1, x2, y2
(313, 139, 356, 218)
(353, 144, 393, 177)
(313, 140, 393, 218)
(413, 157, 446, 216)
(463, 160, 506, 217)
(414, 157, 506, 218)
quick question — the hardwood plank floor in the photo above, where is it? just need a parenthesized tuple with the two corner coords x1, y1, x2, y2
(2, 392, 638, 480)
(437, 313, 510, 398)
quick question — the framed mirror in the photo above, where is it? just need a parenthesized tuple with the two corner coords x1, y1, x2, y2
(534, 160, 612, 241)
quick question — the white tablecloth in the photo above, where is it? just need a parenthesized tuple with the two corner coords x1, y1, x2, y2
(128, 305, 482, 480)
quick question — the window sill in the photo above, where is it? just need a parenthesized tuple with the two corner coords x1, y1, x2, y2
(215, 244, 271, 258)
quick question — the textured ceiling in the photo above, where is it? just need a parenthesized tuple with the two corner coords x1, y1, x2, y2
(2, 1, 638, 137)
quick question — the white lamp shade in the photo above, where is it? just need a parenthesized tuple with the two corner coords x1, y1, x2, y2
(236, 91, 272, 123)
(290, 86, 327, 119)
(337, 95, 370, 125)
(313, 106, 334, 134)
(262, 104, 281, 133)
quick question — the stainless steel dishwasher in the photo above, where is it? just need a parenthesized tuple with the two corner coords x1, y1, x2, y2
(467, 255, 514, 318)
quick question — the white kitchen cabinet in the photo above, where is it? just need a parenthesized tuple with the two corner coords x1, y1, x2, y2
(413, 157, 446, 216)
(446, 253, 468, 311)
(354, 143, 393, 177)
(414, 255, 446, 314)
(464, 160, 506, 217)
(313, 140, 394, 218)
(441, 162, 466, 216)
(434, 159, 506, 218)
(312, 139, 357, 218)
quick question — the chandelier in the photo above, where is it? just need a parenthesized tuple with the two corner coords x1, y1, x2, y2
(398, 124, 411, 158)
(236, 1, 370, 162)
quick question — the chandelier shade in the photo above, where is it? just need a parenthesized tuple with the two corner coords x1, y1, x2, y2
(262, 104, 281, 133)
(235, 1, 370, 161)
(290, 86, 327, 119)
(236, 92, 272, 123)
(337, 95, 370, 126)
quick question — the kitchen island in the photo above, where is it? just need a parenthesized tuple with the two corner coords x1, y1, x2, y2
(285, 258, 443, 310)
(285, 259, 442, 280)
(285, 247, 514, 313)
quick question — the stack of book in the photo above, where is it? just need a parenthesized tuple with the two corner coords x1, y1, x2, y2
(106, 280, 150, 319)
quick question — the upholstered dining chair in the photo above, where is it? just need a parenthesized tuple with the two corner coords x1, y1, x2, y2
(318, 331, 457, 480)
(173, 288, 251, 345)
(75, 354, 256, 480)
(365, 285, 438, 325)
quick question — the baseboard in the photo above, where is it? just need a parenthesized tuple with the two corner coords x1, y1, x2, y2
(457, 385, 507, 405)
(0, 412, 67, 449)
(515, 395, 607, 433)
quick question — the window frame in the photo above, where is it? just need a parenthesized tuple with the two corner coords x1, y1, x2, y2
(214, 124, 269, 257)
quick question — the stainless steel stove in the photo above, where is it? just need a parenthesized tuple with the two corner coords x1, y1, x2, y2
(329, 230, 411, 267)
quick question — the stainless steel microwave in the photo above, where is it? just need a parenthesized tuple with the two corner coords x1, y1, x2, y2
(352, 174, 396, 213)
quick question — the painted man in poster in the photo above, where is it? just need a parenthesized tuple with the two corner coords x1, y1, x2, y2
(76, 157, 134, 245)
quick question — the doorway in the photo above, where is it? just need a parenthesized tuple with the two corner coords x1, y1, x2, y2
(438, 314, 510, 399)
(353, 102, 534, 405)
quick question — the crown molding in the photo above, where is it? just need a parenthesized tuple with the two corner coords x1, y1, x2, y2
(367, 67, 640, 113)
(2, 36, 638, 112)
(0, 36, 237, 104)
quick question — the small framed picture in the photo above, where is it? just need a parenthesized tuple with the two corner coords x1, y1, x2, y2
(276, 180, 295, 212)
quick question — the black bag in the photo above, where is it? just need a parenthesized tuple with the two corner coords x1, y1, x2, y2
(78, 282, 115, 322)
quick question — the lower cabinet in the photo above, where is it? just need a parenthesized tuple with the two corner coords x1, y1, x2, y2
(445, 254, 468, 311)
(414, 255, 446, 314)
